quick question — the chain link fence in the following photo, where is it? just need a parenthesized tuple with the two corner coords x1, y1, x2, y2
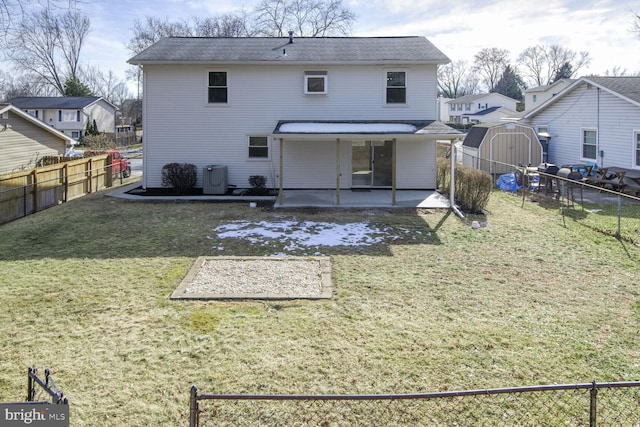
(453, 151, 640, 246)
(189, 381, 640, 426)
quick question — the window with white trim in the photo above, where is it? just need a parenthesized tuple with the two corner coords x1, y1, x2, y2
(248, 136, 269, 159)
(386, 71, 406, 104)
(208, 71, 228, 103)
(304, 71, 327, 94)
(582, 129, 597, 160)
(635, 131, 640, 167)
(60, 110, 79, 122)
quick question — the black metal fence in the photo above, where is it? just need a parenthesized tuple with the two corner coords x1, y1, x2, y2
(27, 367, 68, 405)
(189, 381, 640, 426)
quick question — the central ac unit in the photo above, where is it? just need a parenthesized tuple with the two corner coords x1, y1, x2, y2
(202, 165, 228, 195)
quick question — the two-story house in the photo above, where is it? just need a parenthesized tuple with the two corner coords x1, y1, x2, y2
(446, 93, 519, 124)
(9, 96, 118, 140)
(128, 36, 461, 193)
(523, 79, 573, 112)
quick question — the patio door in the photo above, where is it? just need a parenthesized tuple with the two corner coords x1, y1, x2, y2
(351, 140, 393, 187)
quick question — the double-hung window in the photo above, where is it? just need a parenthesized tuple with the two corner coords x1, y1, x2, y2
(386, 71, 406, 104)
(248, 136, 269, 159)
(208, 71, 228, 103)
(635, 131, 640, 167)
(304, 71, 328, 94)
(582, 129, 597, 160)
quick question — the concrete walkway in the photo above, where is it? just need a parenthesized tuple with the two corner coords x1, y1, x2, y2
(108, 182, 451, 209)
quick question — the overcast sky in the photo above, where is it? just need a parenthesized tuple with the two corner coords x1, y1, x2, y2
(77, 0, 640, 94)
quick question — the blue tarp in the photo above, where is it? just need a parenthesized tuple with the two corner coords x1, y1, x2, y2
(496, 173, 522, 193)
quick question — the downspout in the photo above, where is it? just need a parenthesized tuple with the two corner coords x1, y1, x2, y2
(392, 138, 397, 206)
(278, 138, 284, 206)
(336, 138, 341, 206)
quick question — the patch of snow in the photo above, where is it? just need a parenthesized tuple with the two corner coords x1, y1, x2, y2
(212, 220, 416, 254)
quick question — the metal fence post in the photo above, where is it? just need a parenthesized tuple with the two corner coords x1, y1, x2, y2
(589, 381, 597, 427)
(190, 385, 199, 427)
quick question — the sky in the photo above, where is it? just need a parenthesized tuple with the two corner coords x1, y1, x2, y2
(73, 0, 640, 94)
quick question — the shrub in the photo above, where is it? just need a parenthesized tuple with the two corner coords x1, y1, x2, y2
(161, 163, 197, 193)
(438, 160, 492, 213)
(248, 175, 268, 195)
(82, 134, 117, 150)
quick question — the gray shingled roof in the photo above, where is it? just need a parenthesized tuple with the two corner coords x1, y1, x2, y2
(586, 76, 640, 105)
(9, 97, 102, 109)
(462, 126, 488, 148)
(128, 36, 450, 65)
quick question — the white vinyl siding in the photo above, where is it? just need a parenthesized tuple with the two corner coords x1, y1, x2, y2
(142, 63, 440, 189)
(529, 81, 640, 169)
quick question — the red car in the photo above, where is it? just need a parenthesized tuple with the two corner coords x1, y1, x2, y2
(83, 150, 132, 178)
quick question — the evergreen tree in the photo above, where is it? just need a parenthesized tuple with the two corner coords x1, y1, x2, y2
(552, 62, 573, 82)
(64, 76, 93, 96)
(492, 65, 525, 101)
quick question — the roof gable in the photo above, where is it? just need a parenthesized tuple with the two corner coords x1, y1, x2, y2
(0, 104, 74, 143)
(128, 36, 450, 65)
(524, 76, 640, 118)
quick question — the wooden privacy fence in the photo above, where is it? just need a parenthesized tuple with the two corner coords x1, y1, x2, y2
(0, 154, 114, 224)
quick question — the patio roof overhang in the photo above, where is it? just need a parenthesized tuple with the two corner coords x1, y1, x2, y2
(272, 120, 463, 140)
(272, 120, 462, 209)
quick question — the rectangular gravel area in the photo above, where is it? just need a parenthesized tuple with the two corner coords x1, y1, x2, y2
(171, 256, 332, 300)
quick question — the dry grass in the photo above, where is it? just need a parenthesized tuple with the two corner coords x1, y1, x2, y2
(0, 188, 639, 426)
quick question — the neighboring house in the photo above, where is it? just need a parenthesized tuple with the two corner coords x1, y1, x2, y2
(128, 36, 462, 192)
(0, 104, 75, 174)
(522, 76, 640, 170)
(523, 79, 573, 112)
(461, 122, 543, 175)
(446, 93, 519, 124)
(9, 96, 118, 140)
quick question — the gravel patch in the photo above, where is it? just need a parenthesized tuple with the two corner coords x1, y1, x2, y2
(171, 256, 332, 300)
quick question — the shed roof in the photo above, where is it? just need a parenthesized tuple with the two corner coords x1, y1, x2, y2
(128, 36, 450, 65)
(462, 126, 488, 148)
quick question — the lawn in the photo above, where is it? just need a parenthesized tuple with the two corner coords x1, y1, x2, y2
(0, 188, 639, 426)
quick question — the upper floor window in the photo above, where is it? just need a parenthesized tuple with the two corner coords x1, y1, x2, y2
(449, 103, 455, 111)
(386, 71, 406, 104)
(27, 110, 39, 119)
(465, 103, 471, 111)
(304, 71, 328, 94)
(456, 104, 462, 111)
(248, 136, 269, 159)
(208, 71, 228, 103)
(533, 94, 538, 103)
(582, 129, 597, 160)
(59, 110, 80, 122)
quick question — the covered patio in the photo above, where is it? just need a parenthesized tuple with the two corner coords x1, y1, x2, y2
(272, 120, 462, 207)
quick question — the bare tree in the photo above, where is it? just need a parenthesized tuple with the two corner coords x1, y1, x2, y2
(253, 0, 354, 37)
(517, 44, 591, 87)
(81, 66, 131, 106)
(438, 60, 473, 98)
(126, 16, 193, 56)
(193, 13, 255, 37)
(0, 0, 78, 35)
(0, 70, 55, 100)
(473, 47, 510, 92)
(5, 8, 90, 95)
